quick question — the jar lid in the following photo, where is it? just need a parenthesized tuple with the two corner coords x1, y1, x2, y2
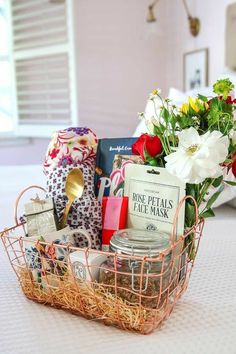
(110, 228, 171, 257)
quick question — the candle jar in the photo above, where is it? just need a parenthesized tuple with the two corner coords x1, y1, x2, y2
(99, 229, 175, 309)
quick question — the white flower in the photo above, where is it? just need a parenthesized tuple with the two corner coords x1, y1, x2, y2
(145, 94, 177, 135)
(144, 96, 162, 133)
(164, 127, 229, 184)
(146, 95, 162, 117)
(146, 116, 160, 134)
(137, 112, 145, 120)
(149, 88, 161, 100)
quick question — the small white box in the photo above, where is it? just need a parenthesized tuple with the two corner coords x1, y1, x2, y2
(69, 251, 107, 282)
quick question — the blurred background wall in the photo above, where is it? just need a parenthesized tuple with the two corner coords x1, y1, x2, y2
(0, 0, 235, 165)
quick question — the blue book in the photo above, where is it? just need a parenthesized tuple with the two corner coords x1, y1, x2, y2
(94, 137, 137, 198)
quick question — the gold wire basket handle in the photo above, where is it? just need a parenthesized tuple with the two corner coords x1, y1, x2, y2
(14, 185, 92, 247)
(170, 195, 199, 244)
(14, 185, 47, 225)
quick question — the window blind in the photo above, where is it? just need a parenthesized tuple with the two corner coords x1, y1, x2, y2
(10, 0, 78, 136)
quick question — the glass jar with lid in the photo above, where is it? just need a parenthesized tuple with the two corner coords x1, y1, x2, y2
(99, 228, 176, 309)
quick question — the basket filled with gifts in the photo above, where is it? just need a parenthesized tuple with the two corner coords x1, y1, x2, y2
(1, 79, 236, 334)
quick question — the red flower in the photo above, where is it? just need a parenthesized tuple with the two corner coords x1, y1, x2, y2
(132, 134, 162, 161)
(146, 136, 162, 157)
(132, 134, 147, 160)
(232, 158, 236, 178)
(226, 96, 236, 104)
(207, 95, 236, 106)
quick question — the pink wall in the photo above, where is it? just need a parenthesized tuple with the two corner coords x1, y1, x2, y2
(0, 0, 234, 165)
(74, 0, 169, 138)
(164, 0, 235, 90)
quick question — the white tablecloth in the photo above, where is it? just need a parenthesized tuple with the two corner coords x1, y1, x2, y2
(0, 166, 236, 354)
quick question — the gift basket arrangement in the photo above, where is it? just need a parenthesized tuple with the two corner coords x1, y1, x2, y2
(1, 79, 236, 334)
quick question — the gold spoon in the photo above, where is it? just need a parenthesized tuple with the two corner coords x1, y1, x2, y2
(60, 168, 84, 229)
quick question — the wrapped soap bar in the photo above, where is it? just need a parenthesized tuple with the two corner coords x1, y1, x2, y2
(101, 196, 128, 251)
(24, 196, 57, 237)
(24, 227, 92, 285)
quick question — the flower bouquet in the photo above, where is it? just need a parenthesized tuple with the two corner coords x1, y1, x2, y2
(132, 79, 236, 259)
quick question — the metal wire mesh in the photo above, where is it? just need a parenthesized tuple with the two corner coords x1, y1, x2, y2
(0, 208, 204, 334)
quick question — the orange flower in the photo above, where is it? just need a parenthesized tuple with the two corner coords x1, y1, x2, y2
(45, 245, 57, 260)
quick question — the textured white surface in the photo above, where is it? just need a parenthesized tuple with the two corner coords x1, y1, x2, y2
(0, 166, 236, 354)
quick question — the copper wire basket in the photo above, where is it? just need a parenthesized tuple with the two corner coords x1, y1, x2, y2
(0, 186, 204, 334)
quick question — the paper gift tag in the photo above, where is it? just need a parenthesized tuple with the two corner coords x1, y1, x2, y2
(24, 197, 57, 237)
(124, 165, 186, 239)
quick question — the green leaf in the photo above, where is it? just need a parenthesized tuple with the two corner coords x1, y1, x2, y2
(224, 180, 236, 186)
(170, 115, 177, 127)
(212, 176, 223, 188)
(58, 247, 65, 255)
(200, 208, 215, 218)
(224, 159, 233, 164)
(205, 186, 224, 210)
(186, 183, 197, 200)
(197, 94, 208, 102)
(162, 108, 170, 123)
(185, 202, 196, 227)
(213, 78, 234, 99)
(156, 156, 165, 167)
(148, 158, 158, 166)
(144, 148, 149, 161)
(152, 121, 163, 133)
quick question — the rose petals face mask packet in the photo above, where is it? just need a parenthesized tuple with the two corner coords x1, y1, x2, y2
(124, 165, 186, 239)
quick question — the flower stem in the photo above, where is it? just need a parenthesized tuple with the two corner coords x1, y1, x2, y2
(197, 178, 215, 207)
(160, 136, 170, 155)
(165, 136, 172, 153)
